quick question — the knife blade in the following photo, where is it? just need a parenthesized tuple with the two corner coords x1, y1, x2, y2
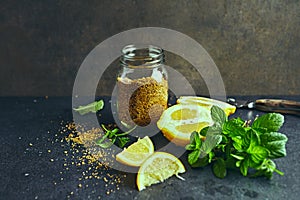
(227, 98, 300, 115)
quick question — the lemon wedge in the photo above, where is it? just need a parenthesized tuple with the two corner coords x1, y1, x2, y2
(157, 104, 213, 146)
(136, 152, 185, 191)
(116, 136, 154, 167)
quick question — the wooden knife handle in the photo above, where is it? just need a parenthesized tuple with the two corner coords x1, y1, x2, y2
(255, 99, 300, 115)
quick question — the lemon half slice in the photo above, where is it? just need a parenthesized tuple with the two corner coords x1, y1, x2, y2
(136, 152, 186, 191)
(157, 104, 213, 146)
(116, 136, 154, 167)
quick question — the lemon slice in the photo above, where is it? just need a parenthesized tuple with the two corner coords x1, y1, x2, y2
(116, 136, 154, 167)
(177, 96, 236, 116)
(136, 152, 186, 191)
(157, 104, 213, 146)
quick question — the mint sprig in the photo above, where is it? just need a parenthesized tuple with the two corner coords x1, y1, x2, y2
(186, 106, 288, 179)
(96, 124, 135, 148)
(73, 100, 104, 115)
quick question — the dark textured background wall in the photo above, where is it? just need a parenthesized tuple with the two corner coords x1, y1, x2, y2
(0, 0, 299, 96)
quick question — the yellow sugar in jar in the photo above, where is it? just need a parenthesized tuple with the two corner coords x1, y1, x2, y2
(116, 44, 168, 128)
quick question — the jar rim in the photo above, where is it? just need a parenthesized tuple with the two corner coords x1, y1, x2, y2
(120, 44, 164, 67)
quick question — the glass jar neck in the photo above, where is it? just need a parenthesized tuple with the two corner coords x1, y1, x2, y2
(120, 44, 164, 68)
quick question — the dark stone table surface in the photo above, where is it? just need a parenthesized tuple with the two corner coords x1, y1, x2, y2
(1, 96, 299, 200)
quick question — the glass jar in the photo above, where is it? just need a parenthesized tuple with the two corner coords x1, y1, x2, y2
(116, 44, 168, 128)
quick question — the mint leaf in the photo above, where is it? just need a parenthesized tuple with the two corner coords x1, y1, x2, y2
(193, 131, 202, 149)
(260, 132, 288, 158)
(211, 106, 227, 127)
(202, 125, 222, 138)
(188, 149, 201, 165)
(185, 144, 196, 151)
(117, 137, 130, 148)
(199, 126, 209, 136)
(231, 129, 258, 152)
(213, 158, 227, 178)
(246, 130, 260, 151)
(73, 100, 104, 115)
(97, 140, 114, 148)
(240, 157, 250, 176)
(189, 131, 198, 145)
(249, 146, 269, 164)
(200, 134, 222, 156)
(197, 126, 223, 157)
(223, 118, 246, 137)
(207, 125, 222, 135)
(191, 155, 209, 168)
(252, 113, 284, 132)
(186, 131, 202, 150)
(232, 136, 244, 151)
